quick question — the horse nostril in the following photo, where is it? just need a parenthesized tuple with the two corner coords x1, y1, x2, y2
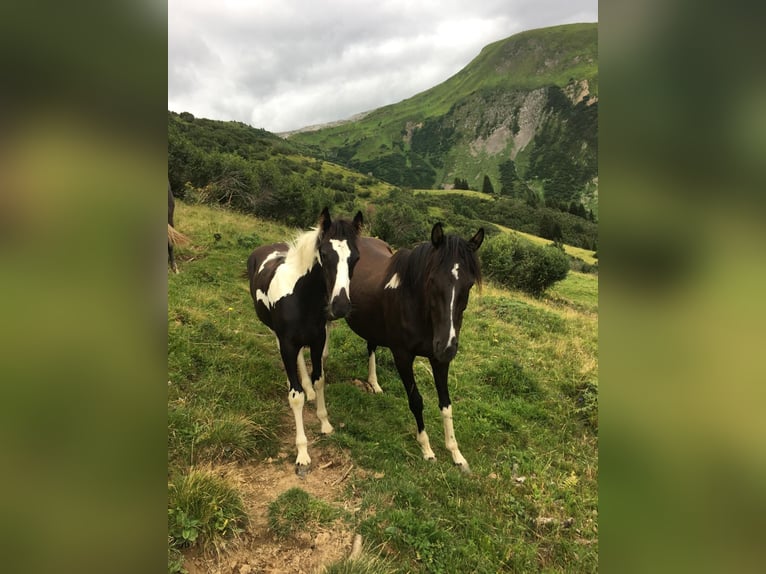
(332, 291, 351, 317)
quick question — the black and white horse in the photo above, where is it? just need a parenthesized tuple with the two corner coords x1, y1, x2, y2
(247, 208, 363, 474)
(345, 223, 483, 472)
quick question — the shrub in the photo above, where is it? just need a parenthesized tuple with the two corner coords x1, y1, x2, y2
(480, 234, 569, 296)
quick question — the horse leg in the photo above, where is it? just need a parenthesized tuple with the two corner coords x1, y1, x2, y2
(297, 348, 316, 401)
(393, 350, 435, 461)
(168, 241, 178, 273)
(310, 329, 333, 435)
(276, 338, 315, 401)
(279, 341, 311, 474)
(430, 358, 470, 473)
(367, 341, 383, 394)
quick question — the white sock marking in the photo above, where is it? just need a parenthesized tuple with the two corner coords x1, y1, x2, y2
(417, 430, 436, 460)
(368, 351, 383, 393)
(289, 389, 310, 466)
(314, 372, 333, 434)
(440, 405, 467, 466)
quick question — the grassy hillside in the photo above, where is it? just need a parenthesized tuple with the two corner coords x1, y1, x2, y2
(168, 202, 598, 573)
(289, 23, 598, 200)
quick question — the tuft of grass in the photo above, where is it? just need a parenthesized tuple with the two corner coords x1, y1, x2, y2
(323, 553, 397, 574)
(268, 488, 342, 539)
(168, 469, 248, 553)
(195, 412, 274, 463)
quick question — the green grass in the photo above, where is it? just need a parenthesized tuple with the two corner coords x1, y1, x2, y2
(168, 469, 248, 553)
(268, 488, 343, 539)
(168, 202, 598, 572)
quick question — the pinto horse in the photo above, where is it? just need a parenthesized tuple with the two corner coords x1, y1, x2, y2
(345, 223, 484, 472)
(248, 208, 363, 475)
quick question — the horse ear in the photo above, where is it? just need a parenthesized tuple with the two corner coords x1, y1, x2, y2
(469, 228, 485, 251)
(319, 207, 332, 234)
(353, 211, 364, 233)
(431, 222, 445, 247)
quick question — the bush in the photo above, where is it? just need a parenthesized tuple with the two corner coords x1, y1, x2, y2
(480, 234, 569, 296)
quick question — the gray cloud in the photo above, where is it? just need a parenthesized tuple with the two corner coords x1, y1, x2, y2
(168, 0, 597, 132)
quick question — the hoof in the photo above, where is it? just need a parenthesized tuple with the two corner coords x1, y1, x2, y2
(455, 462, 471, 475)
(425, 456, 437, 462)
(295, 464, 311, 478)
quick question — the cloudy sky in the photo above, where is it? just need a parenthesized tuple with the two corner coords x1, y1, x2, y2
(168, 0, 597, 133)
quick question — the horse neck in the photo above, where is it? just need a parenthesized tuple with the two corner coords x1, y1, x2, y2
(286, 228, 321, 276)
(391, 248, 430, 318)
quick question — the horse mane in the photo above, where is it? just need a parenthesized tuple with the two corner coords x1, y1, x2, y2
(285, 226, 321, 275)
(390, 234, 482, 292)
(283, 217, 360, 275)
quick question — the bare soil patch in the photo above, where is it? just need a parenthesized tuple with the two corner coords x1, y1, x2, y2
(182, 410, 363, 574)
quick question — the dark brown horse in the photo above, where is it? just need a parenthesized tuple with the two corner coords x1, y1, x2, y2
(345, 223, 484, 472)
(248, 208, 363, 475)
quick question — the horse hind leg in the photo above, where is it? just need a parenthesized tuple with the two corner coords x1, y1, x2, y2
(367, 342, 383, 394)
(310, 333, 333, 435)
(168, 241, 178, 273)
(297, 349, 316, 401)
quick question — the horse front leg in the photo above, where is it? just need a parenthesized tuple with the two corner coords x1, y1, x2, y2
(430, 358, 470, 473)
(311, 326, 333, 435)
(279, 340, 311, 475)
(393, 350, 435, 461)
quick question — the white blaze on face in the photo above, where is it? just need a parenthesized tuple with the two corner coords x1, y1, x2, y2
(448, 263, 459, 344)
(384, 273, 400, 290)
(329, 239, 351, 300)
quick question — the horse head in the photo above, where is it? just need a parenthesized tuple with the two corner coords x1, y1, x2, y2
(425, 223, 484, 362)
(317, 207, 364, 319)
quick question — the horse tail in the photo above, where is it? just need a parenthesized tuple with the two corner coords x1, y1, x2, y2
(168, 224, 190, 246)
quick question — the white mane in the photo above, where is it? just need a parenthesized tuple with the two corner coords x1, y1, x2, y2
(285, 226, 321, 274)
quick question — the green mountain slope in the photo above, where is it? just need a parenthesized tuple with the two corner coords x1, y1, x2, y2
(288, 23, 598, 208)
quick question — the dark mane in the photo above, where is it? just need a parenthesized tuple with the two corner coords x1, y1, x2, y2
(325, 218, 360, 242)
(388, 234, 482, 293)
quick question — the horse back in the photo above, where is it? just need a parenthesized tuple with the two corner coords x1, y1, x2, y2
(346, 237, 395, 343)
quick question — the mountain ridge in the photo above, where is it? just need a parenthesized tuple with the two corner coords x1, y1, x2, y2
(288, 23, 598, 209)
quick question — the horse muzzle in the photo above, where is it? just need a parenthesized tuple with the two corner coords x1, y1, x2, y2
(433, 337, 458, 362)
(328, 289, 351, 319)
